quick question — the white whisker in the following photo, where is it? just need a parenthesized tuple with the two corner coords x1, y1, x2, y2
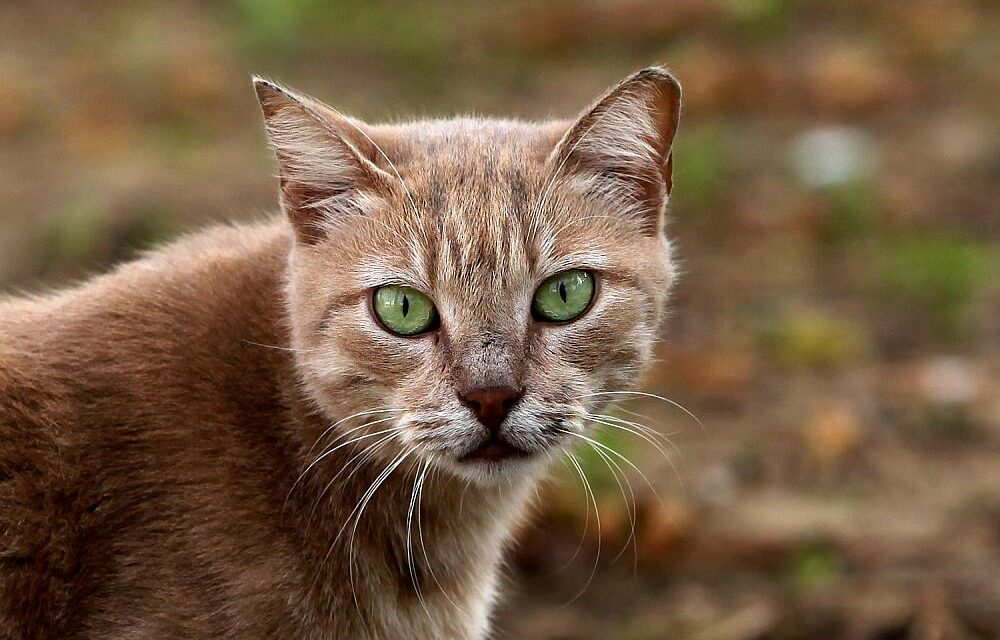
(306, 430, 401, 529)
(286, 419, 403, 511)
(305, 407, 403, 459)
(239, 339, 319, 353)
(417, 464, 474, 622)
(582, 390, 704, 432)
(593, 412, 686, 480)
(583, 439, 638, 566)
(562, 428, 663, 507)
(335, 447, 417, 618)
(554, 455, 590, 573)
(407, 460, 433, 622)
(561, 452, 601, 605)
(586, 414, 684, 490)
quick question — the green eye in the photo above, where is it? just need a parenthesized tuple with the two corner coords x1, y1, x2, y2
(372, 286, 438, 336)
(532, 270, 595, 323)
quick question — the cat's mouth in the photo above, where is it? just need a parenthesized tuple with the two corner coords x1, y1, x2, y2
(459, 438, 532, 463)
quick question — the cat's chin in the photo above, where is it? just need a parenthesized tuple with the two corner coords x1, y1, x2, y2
(437, 450, 547, 486)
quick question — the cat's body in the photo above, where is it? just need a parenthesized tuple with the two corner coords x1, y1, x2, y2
(0, 222, 520, 638)
(0, 69, 681, 639)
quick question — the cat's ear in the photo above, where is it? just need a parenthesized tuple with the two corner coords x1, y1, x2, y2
(253, 77, 392, 245)
(549, 67, 681, 234)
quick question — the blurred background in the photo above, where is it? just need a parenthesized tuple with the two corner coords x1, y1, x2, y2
(1, 1, 998, 638)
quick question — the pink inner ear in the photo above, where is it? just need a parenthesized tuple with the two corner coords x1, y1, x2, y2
(279, 178, 351, 245)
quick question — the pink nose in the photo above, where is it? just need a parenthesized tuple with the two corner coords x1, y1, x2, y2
(458, 386, 523, 435)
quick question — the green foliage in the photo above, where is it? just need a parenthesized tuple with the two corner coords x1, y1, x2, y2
(760, 308, 867, 369)
(924, 403, 982, 442)
(118, 208, 177, 253)
(672, 124, 731, 212)
(228, 0, 448, 76)
(723, 0, 801, 40)
(229, 0, 313, 54)
(44, 195, 111, 271)
(42, 197, 177, 276)
(879, 234, 992, 341)
(820, 181, 878, 245)
(788, 542, 844, 591)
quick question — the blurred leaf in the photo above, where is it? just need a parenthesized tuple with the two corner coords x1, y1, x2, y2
(722, 0, 800, 40)
(790, 127, 877, 189)
(924, 403, 981, 442)
(820, 181, 878, 244)
(44, 194, 111, 272)
(229, 0, 448, 78)
(879, 234, 991, 342)
(789, 542, 844, 592)
(673, 123, 731, 212)
(118, 208, 178, 254)
(760, 309, 867, 369)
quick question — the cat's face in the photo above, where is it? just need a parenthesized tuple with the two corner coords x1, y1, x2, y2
(257, 69, 681, 484)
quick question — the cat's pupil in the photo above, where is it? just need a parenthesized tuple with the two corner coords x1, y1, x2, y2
(401, 294, 409, 317)
(559, 282, 567, 303)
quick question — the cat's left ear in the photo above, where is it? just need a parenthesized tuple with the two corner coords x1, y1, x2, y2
(549, 67, 681, 234)
(253, 77, 393, 245)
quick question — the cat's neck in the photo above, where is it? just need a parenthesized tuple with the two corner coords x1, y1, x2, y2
(284, 400, 536, 637)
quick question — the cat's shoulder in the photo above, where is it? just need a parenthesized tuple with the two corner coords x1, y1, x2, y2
(86, 217, 292, 299)
(0, 218, 290, 310)
(0, 218, 292, 354)
(136, 218, 290, 269)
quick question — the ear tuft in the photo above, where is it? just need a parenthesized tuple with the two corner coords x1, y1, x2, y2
(549, 66, 682, 234)
(252, 76, 291, 119)
(253, 78, 388, 245)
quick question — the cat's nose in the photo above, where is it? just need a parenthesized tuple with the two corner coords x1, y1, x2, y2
(459, 385, 523, 435)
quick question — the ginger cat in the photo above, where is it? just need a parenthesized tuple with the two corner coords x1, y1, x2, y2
(0, 67, 681, 639)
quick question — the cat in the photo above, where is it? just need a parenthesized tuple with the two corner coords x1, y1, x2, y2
(0, 66, 681, 639)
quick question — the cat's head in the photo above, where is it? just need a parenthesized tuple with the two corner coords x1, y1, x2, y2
(256, 68, 681, 484)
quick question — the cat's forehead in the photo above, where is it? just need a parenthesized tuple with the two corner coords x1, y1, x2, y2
(382, 118, 557, 196)
(372, 121, 565, 287)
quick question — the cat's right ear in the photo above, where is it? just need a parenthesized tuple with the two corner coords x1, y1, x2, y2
(548, 67, 681, 235)
(253, 77, 392, 245)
